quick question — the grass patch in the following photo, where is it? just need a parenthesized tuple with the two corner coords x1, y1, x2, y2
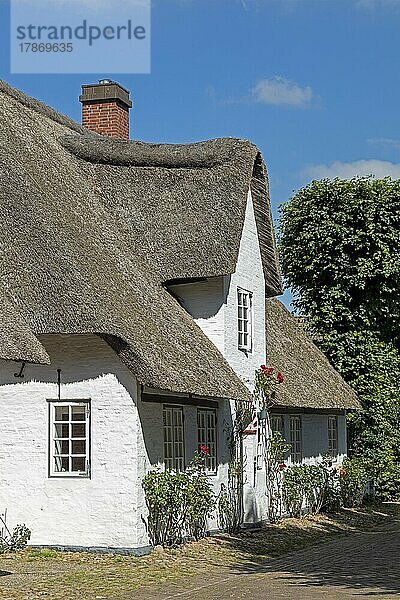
(28, 548, 59, 560)
(0, 504, 398, 600)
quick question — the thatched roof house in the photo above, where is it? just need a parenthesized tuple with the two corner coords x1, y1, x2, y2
(0, 80, 282, 401)
(0, 81, 361, 551)
(266, 298, 359, 410)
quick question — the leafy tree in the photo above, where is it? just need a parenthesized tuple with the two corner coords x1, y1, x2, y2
(279, 177, 400, 499)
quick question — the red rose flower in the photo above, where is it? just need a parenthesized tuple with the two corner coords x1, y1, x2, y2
(199, 445, 210, 455)
(261, 365, 274, 376)
(277, 372, 284, 384)
(278, 463, 286, 471)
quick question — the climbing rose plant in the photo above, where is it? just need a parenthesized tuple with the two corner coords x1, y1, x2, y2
(254, 364, 288, 521)
(263, 432, 291, 522)
(255, 364, 284, 410)
(217, 397, 254, 534)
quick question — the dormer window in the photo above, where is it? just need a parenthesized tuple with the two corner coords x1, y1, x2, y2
(237, 288, 253, 352)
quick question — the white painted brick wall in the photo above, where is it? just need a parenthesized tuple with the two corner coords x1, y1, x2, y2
(168, 276, 225, 355)
(0, 334, 142, 549)
(0, 333, 239, 549)
(223, 190, 266, 390)
(135, 397, 234, 541)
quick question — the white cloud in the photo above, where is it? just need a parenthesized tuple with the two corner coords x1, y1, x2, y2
(252, 76, 314, 108)
(368, 137, 400, 149)
(303, 159, 400, 180)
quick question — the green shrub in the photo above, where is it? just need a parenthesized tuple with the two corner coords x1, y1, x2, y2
(283, 463, 335, 517)
(282, 457, 369, 517)
(217, 460, 242, 534)
(0, 511, 31, 554)
(360, 450, 400, 502)
(282, 465, 310, 517)
(339, 457, 368, 507)
(142, 452, 215, 548)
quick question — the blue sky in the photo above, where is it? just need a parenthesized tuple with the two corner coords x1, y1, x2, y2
(1, 0, 400, 305)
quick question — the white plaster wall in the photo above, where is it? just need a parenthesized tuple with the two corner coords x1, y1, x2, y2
(301, 413, 347, 465)
(168, 277, 225, 355)
(223, 189, 266, 389)
(270, 412, 347, 466)
(0, 334, 142, 550)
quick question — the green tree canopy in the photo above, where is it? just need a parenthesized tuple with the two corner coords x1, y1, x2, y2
(279, 177, 400, 499)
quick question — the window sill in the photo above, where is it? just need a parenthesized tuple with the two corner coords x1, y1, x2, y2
(238, 346, 253, 356)
(49, 473, 90, 479)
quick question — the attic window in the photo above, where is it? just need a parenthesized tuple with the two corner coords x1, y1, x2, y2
(49, 401, 90, 478)
(237, 288, 253, 352)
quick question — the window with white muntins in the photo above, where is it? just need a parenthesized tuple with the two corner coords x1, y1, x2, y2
(271, 414, 285, 438)
(237, 288, 253, 352)
(163, 405, 185, 471)
(289, 415, 302, 463)
(49, 401, 90, 477)
(328, 416, 338, 458)
(197, 408, 217, 473)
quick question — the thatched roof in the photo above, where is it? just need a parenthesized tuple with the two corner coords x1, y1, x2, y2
(0, 287, 50, 365)
(62, 135, 281, 290)
(266, 299, 360, 410)
(0, 80, 281, 401)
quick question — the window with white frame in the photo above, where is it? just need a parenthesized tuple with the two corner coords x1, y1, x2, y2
(163, 405, 185, 471)
(237, 288, 253, 352)
(270, 414, 286, 462)
(197, 408, 217, 473)
(49, 401, 90, 477)
(271, 414, 285, 437)
(289, 415, 302, 463)
(328, 416, 338, 458)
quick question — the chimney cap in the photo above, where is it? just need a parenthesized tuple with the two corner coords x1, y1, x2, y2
(79, 80, 132, 109)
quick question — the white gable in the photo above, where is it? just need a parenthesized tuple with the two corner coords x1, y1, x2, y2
(168, 189, 266, 389)
(222, 189, 266, 388)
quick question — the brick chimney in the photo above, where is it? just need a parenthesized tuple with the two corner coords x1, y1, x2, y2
(79, 80, 132, 139)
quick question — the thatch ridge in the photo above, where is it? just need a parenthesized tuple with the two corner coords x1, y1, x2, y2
(62, 133, 282, 295)
(62, 134, 255, 168)
(266, 298, 360, 410)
